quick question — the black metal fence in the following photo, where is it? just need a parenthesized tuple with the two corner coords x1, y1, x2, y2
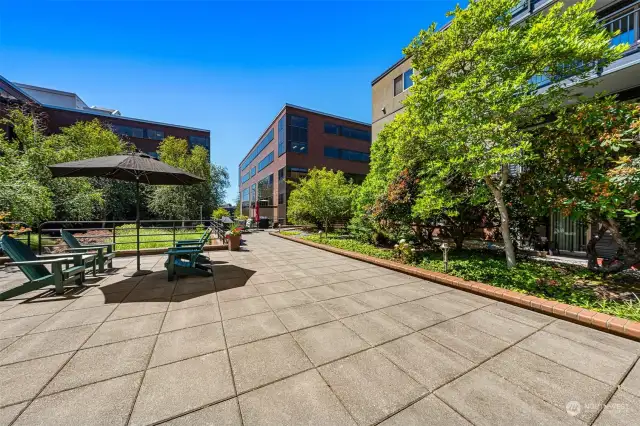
(1, 219, 230, 255)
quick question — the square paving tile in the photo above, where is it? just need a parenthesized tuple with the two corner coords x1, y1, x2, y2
(435, 368, 584, 426)
(382, 302, 446, 330)
(14, 372, 142, 426)
(150, 322, 225, 367)
(30, 305, 115, 333)
(352, 289, 405, 309)
(248, 273, 285, 285)
(456, 310, 536, 343)
(124, 285, 174, 302)
(0, 337, 16, 352)
(621, 360, 640, 397)
(239, 369, 356, 426)
(313, 273, 353, 285)
(380, 395, 471, 426)
(163, 398, 242, 426)
(169, 291, 217, 311)
(380, 333, 473, 390)
(342, 311, 412, 346)
(318, 348, 427, 425)
(83, 313, 164, 348)
(0, 402, 27, 426)
(281, 270, 310, 280)
(517, 331, 635, 386)
(217, 286, 260, 302)
(0, 324, 98, 366)
(439, 290, 495, 308)
(223, 311, 287, 347)
(293, 320, 370, 366)
(43, 336, 155, 395)
(304, 267, 338, 276)
(0, 314, 52, 339)
(107, 299, 169, 321)
(320, 296, 374, 319)
(228, 334, 312, 393)
(130, 351, 235, 426)
(0, 299, 73, 321)
(328, 280, 375, 296)
(482, 347, 614, 423)
(161, 304, 220, 333)
(288, 276, 325, 289)
(220, 296, 271, 320)
(593, 389, 640, 426)
(173, 279, 214, 296)
(254, 280, 296, 295)
(543, 319, 640, 359)
(302, 285, 348, 301)
(0, 353, 72, 407)
(384, 283, 441, 301)
(413, 293, 477, 319)
(482, 302, 554, 328)
(62, 292, 126, 311)
(275, 303, 335, 331)
(421, 319, 510, 363)
(263, 290, 313, 310)
(343, 268, 382, 280)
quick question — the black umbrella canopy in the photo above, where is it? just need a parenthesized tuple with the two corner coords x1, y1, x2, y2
(48, 153, 204, 185)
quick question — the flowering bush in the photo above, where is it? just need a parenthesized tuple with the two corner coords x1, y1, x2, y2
(225, 226, 242, 238)
(393, 239, 417, 264)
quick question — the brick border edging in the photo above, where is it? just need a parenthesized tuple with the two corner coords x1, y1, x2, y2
(271, 232, 640, 341)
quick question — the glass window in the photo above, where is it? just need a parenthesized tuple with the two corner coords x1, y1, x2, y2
(278, 167, 285, 181)
(324, 146, 340, 158)
(278, 193, 284, 204)
(131, 127, 144, 138)
(251, 167, 256, 177)
(189, 135, 210, 149)
(324, 122, 339, 135)
(251, 184, 256, 204)
(258, 151, 274, 172)
(241, 172, 251, 184)
(324, 147, 370, 163)
(241, 188, 250, 208)
(277, 116, 286, 157)
(146, 129, 164, 140)
(257, 174, 274, 206)
(287, 115, 308, 155)
(241, 128, 275, 170)
(403, 68, 414, 90)
(287, 167, 308, 181)
(394, 75, 403, 96)
(340, 126, 371, 142)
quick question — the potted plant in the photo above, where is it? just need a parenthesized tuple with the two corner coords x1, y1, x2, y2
(225, 226, 242, 251)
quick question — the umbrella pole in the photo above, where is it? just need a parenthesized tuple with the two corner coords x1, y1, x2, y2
(136, 178, 141, 272)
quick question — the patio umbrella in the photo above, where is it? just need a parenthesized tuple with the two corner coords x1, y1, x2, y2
(48, 153, 205, 276)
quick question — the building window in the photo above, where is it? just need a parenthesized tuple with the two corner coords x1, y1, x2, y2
(403, 69, 413, 90)
(146, 129, 164, 140)
(241, 188, 250, 208)
(258, 151, 274, 172)
(287, 167, 308, 181)
(113, 125, 144, 138)
(341, 126, 371, 142)
(394, 68, 414, 96)
(393, 75, 403, 96)
(251, 167, 256, 177)
(241, 172, 251, 184)
(324, 146, 370, 163)
(278, 193, 284, 204)
(287, 115, 308, 154)
(324, 122, 340, 135)
(278, 167, 285, 181)
(277, 116, 286, 157)
(189, 135, 210, 149)
(257, 174, 274, 206)
(242, 128, 275, 171)
(251, 184, 256, 204)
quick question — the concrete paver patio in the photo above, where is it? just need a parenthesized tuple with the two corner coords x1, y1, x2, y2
(1, 232, 639, 425)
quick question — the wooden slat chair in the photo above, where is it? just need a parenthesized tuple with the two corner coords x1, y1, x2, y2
(165, 245, 212, 281)
(61, 230, 116, 273)
(0, 235, 88, 300)
(172, 227, 212, 264)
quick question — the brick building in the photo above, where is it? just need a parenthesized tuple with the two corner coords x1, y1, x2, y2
(0, 75, 210, 155)
(238, 104, 371, 225)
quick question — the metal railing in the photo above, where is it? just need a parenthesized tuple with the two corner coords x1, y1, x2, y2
(0, 222, 33, 252)
(603, 3, 639, 49)
(32, 220, 216, 254)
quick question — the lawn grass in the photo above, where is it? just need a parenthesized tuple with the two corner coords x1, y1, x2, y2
(112, 225, 205, 250)
(279, 230, 302, 236)
(301, 234, 640, 321)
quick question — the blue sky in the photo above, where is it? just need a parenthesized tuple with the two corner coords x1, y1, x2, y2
(0, 0, 456, 202)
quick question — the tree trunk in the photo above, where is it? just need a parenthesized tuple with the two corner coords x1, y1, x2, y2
(586, 223, 607, 271)
(604, 218, 640, 268)
(484, 176, 516, 268)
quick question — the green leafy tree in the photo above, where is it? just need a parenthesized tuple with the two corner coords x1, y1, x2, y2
(530, 98, 640, 270)
(0, 109, 127, 223)
(384, 0, 625, 267)
(212, 207, 229, 219)
(149, 136, 229, 220)
(288, 168, 356, 235)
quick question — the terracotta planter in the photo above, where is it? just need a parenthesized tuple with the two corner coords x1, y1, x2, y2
(227, 235, 241, 251)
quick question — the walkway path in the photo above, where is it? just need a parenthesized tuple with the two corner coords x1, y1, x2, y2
(0, 232, 639, 425)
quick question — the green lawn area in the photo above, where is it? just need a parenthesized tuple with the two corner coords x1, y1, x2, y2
(279, 230, 302, 236)
(301, 234, 640, 322)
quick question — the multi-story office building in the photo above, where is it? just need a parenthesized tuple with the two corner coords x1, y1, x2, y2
(238, 104, 371, 225)
(0, 75, 210, 155)
(371, 0, 639, 252)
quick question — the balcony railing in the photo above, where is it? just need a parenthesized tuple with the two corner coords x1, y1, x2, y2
(602, 3, 639, 49)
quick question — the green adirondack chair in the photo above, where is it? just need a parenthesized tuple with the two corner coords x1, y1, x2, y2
(0, 235, 87, 300)
(61, 230, 116, 273)
(175, 227, 212, 248)
(165, 246, 212, 281)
